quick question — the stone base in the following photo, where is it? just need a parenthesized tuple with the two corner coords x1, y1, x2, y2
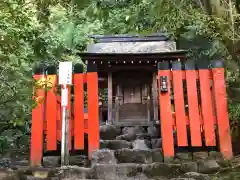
(1, 156, 239, 180)
(36, 124, 240, 179)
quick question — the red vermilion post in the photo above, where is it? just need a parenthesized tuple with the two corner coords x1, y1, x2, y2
(211, 60, 233, 159)
(46, 66, 57, 151)
(172, 61, 188, 146)
(87, 63, 99, 158)
(157, 61, 175, 158)
(57, 94, 62, 141)
(73, 64, 85, 150)
(197, 60, 216, 146)
(185, 59, 202, 146)
(31, 66, 45, 166)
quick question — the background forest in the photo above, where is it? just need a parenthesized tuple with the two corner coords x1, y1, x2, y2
(0, 0, 240, 153)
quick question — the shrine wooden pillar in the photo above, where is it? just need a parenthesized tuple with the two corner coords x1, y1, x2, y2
(145, 84, 151, 122)
(108, 72, 113, 123)
(152, 72, 158, 121)
(115, 84, 121, 121)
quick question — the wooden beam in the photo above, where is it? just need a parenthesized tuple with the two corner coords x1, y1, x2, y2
(152, 72, 158, 121)
(145, 84, 151, 122)
(97, 65, 156, 72)
(115, 84, 120, 121)
(147, 94, 151, 122)
(108, 72, 113, 123)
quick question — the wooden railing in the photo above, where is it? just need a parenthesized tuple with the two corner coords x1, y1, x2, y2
(157, 59, 232, 159)
(31, 64, 99, 166)
(30, 58, 233, 166)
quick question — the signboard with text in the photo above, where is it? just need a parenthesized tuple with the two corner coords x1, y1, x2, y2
(58, 62, 72, 85)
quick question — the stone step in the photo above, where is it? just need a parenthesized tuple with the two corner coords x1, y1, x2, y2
(100, 139, 152, 150)
(100, 140, 132, 150)
(42, 155, 89, 168)
(1, 165, 236, 180)
(53, 161, 225, 179)
(100, 125, 161, 140)
(92, 149, 225, 164)
(92, 149, 163, 165)
(55, 163, 181, 180)
(2, 152, 238, 180)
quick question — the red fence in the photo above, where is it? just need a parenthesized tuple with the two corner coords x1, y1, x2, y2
(31, 64, 99, 166)
(31, 59, 233, 166)
(157, 59, 232, 159)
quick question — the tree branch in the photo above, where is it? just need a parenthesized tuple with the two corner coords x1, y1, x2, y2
(236, 0, 240, 14)
(194, 0, 204, 10)
(202, 0, 213, 15)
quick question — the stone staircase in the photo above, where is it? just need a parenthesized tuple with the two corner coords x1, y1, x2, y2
(39, 124, 240, 180)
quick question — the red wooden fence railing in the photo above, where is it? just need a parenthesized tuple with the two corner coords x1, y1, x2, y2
(157, 59, 232, 160)
(31, 59, 232, 166)
(31, 68, 45, 166)
(31, 63, 99, 166)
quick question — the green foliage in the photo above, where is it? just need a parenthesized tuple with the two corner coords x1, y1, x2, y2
(228, 103, 240, 137)
(0, 0, 240, 153)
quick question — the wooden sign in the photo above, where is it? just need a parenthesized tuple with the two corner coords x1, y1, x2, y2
(59, 62, 72, 85)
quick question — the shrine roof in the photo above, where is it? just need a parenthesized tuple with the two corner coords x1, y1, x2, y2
(79, 33, 187, 62)
(88, 33, 169, 42)
(78, 50, 188, 61)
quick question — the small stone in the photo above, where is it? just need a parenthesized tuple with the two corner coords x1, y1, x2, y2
(136, 133, 151, 140)
(115, 163, 141, 177)
(100, 125, 121, 140)
(42, 156, 60, 167)
(147, 126, 160, 138)
(208, 151, 223, 161)
(152, 149, 163, 162)
(69, 155, 89, 166)
(116, 134, 136, 141)
(11, 160, 29, 169)
(33, 171, 49, 178)
(184, 172, 210, 180)
(198, 160, 220, 174)
(92, 163, 141, 179)
(142, 162, 181, 177)
(101, 140, 132, 150)
(115, 149, 152, 164)
(58, 166, 92, 179)
(151, 138, 162, 149)
(193, 152, 208, 160)
(122, 126, 146, 135)
(31, 167, 55, 176)
(91, 149, 117, 165)
(132, 140, 150, 150)
(176, 152, 192, 161)
(92, 164, 116, 179)
(180, 162, 198, 173)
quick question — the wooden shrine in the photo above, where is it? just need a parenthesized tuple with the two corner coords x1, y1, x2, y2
(30, 34, 233, 166)
(79, 34, 187, 126)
